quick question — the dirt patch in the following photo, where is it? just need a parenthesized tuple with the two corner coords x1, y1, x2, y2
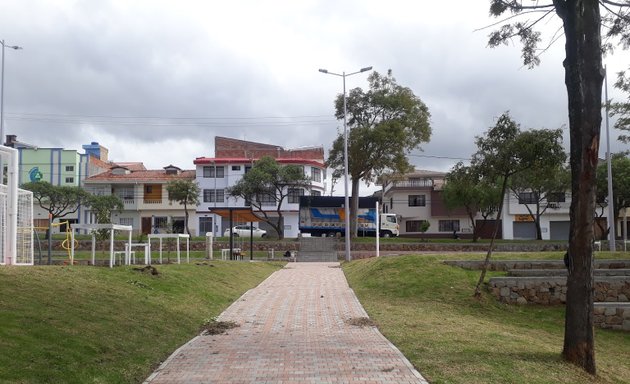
(201, 320, 239, 335)
(196, 262, 215, 267)
(346, 317, 377, 327)
(132, 265, 160, 276)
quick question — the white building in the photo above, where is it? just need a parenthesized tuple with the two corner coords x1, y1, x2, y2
(194, 137, 326, 238)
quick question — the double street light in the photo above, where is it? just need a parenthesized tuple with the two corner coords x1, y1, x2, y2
(319, 66, 372, 262)
(1, 39, 22, 146)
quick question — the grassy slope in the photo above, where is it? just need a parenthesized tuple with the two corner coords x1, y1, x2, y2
(0, 262, 283, 383)
(343, 254, 630, 384)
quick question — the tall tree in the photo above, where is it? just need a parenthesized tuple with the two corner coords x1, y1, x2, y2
(228, 156, 311, 239)
(487, 0, 630, 373)
(327, 70, 431, 237)
(443, 162, 501, 242)
(166, 179, 200, 237)
(596, 152, 630, 234)
(472, 115, 567, 294)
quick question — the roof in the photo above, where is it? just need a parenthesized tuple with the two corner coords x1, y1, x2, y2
(208, 208, 262, 222)
(193, 157, 324, 167)
(115, 162, 146, 171)
(84, 169, 195, 183)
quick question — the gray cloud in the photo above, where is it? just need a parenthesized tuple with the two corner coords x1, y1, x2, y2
(2, 0, 629, 194)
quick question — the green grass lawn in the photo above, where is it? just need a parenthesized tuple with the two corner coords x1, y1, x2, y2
(0, 262, 283, 383)
(343, 253, 630, 384)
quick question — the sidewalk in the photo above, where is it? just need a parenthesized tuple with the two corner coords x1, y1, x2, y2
(145, 262, 428, 384)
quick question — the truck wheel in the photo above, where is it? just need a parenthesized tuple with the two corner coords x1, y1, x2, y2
(327, 232, 337, 238)
(381, 231, 391, 238)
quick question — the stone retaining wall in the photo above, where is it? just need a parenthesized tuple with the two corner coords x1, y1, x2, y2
(489, 276, 630, 305)
(444, 259, 630, 271)
(594, 303, 630, 331)
(507, 269, 630, 277)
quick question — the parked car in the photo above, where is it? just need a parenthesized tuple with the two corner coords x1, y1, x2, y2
(224, 225, 267, 238)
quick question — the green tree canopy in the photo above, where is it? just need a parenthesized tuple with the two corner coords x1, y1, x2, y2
(443, 162, 502, 242)
(21, 181, 91, 222)
(611, 69, 630, 142)
(327, 70, 431, 237)
(508, 129, 569, 240)
(228, 156, 311, 239)
(166, 179, 200, 236)
(471, 113, 566, 293)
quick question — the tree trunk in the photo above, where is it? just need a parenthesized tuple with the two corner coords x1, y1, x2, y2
(474, 177, 509, 297)
(350, 178, 360, 238)
(184, 202, 191, 237)
(556, 0, 602, 374)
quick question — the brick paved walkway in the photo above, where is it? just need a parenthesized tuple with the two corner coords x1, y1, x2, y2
(145, 262, 428, 384)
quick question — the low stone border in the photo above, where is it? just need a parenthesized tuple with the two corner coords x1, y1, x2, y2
(507, 268, 630, 277)
(489, 276, 630, 305)
(444, 259, 630, 271)
(594, 302, 630, 331)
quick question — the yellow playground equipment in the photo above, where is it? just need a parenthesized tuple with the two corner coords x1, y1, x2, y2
(33, 221, 78, 261)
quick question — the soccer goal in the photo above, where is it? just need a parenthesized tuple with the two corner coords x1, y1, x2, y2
(0, 146, 33, 265)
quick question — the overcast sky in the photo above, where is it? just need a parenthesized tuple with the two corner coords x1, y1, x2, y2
(2, 1, 629, 195)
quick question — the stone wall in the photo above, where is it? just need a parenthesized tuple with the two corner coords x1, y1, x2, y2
(594, 303, 630, 331)
(489, 276, 630, 305)
(444, 259, 630, 271)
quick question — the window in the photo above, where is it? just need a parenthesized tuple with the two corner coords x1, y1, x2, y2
(408, 195, 426, 207)
(311, 190, 321, 197)
(154, 216, 168, 229)
(518, 192, 539, 204)
(65, 165, 74, 172)
(65, 177, 74, 183)
(288, 188, 304, 204)
(203, 189, 225, 203)
(439, 220, 460, 232)
(145, 185, 153, 193)
(547, 192, 566, 203)
(311, 167, 322, 182)
(199, 217, 213, 234)
(119, 217, 133, 227)
(232, 165, 241, 171)
(257, 192, 276, 206)
(406, 220, 429, 232)
(203, 166, 224, 178)
(245, 166, 252, 174)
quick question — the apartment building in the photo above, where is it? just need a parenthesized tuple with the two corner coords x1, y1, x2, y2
(380, 170, 473, 238)
(84, 164, 196, 235)
(5, 135, 110, 229)
(194, 137, 326, 238)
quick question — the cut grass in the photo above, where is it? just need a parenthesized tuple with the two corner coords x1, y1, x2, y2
(343, 254, 630, 384)
(0, 261, 283, 383)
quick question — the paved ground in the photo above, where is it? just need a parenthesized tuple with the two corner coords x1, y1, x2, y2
(145, 262, 428, 384)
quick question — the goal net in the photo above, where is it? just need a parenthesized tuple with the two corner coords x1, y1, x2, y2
(1, 147, 33, 265)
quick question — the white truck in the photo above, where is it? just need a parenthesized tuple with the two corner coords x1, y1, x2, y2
(299, 196, 399, 237)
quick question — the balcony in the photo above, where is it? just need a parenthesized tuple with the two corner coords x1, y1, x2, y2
(143, 199, 163, 204)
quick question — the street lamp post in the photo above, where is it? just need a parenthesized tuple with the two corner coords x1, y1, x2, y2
(319, 66, 372, 262)
(1, 39, 22, 146)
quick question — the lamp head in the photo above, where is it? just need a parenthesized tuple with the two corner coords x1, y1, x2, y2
(318, 69, 328, 74)
(360, 66, 373, 73)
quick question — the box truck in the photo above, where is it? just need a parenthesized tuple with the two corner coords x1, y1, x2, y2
(299, 196, 399, 237)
